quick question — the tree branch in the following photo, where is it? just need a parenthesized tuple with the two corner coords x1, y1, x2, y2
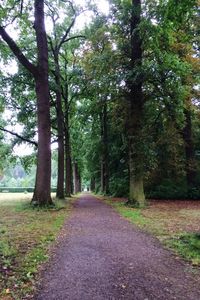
(0, 26, 38, 77)
(20, 0, 24, 14)
(0, 126, 38, 147)
(62, 35, 86, 44)
(58, 17, 76, 50)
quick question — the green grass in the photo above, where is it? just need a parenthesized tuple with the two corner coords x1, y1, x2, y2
(0, 193, 75, 300)
(166, 233, 200, 265)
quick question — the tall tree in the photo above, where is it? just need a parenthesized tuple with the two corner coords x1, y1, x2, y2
(0, 0, 52, 205)
(48, 1, 85, 198)
(127, 0, 146, 206)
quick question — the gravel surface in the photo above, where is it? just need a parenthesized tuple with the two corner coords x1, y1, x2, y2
(34, 194, 200, 300)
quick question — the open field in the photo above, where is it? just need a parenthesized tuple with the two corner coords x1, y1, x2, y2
(0, 193, 72, 300)
(0, 193, 33, 204)
(103, 197, 200, 266)
(0, 193, 57, 204)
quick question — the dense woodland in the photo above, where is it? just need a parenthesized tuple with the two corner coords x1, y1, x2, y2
(0, 0, 199, 207)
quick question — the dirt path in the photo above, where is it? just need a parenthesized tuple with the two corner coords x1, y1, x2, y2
(35, 194, 200, 300)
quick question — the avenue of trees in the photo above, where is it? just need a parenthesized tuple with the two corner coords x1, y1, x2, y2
(0, 0, 199, 207)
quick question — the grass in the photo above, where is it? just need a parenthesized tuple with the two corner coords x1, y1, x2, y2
(103, 197, 200, 266)
(0, 193, 74, 300)
(166, 233, 200, 266)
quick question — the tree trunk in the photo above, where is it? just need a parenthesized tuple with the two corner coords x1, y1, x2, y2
(32, 0, 52, 205)
(65, 127, 72, 197)
(127, 0, 146, 207)
(90, 177, 96, 192)
(183, 103, 196, 189)
(32, 76, 52, 205)
(54, 55, 65, 199)
(100, 102, 109, 194)
(56, 90, 65, 199)
(128, 104, 145, 207)
(64, 85, 72, 197)
(73, 162, 79, 194)
(78, 172, 82, 192)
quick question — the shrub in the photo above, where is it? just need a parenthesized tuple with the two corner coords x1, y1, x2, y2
(146, 179, 187, 199)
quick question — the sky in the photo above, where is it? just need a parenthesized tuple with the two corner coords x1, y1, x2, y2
(2, 0, 110, 157)
(74, 0, 109, 29)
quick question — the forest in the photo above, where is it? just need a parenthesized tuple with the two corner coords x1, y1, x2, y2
(0, 0, 200, 207)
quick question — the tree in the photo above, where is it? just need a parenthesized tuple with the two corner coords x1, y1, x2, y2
(168, 0, 200, 191)
(126, 0, 146, 206)
(0, 0, 52, 205)
(143, 0, 200, 195)
(79, 16, 118, 194)
(110, 0, 146, 206)
(48, 0, 86, 198)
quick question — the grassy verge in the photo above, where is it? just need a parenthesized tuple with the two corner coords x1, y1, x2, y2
(0, 193, 75, 300)
(103, 197, 200, 266)
(165, 233, 200, 266)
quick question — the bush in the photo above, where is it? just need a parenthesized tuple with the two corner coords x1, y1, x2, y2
(187, 187, 200, 200)
(146, 178, 200, 200)
(146, 179, 186, 199)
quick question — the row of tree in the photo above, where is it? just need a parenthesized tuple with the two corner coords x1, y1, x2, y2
(0, 0, 199, 207)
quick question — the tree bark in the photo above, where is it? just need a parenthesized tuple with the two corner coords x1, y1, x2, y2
(32, 77, 52, 205)
(90, 177, 96, 192)
(64, 84, 72, 197)
(78, 171, 82, 192)
(32, 0, 52, 205)
(73, 162, 79, 194)
(65, 125, 72, 196)
(100, 101, 109, 194)
(56, 91, 65, 199)
(54, 54, 65, 199)
(128, 102, 145, 207)
(183, 103, 196, 189)
(127, 0, 146, 207)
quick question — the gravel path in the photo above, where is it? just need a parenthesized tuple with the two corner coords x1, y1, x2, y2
(35, 194, 200, 300)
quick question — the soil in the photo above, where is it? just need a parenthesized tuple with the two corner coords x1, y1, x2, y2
(34, 194, 200, 300)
